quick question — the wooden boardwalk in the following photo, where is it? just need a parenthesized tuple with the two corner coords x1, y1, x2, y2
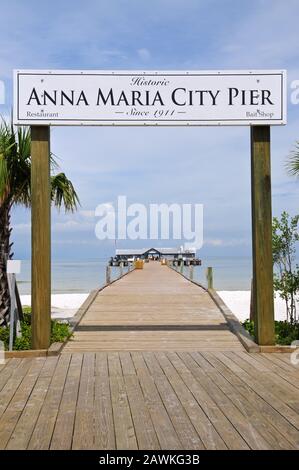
(0, 262, 298, 450)
(64, 262, 244, 352)
(0, 351, 298, 449)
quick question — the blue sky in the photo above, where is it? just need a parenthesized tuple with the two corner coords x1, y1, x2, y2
(1, 0, 299, 259)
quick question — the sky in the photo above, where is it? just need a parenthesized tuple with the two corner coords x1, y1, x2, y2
(1, 0, 299, 260)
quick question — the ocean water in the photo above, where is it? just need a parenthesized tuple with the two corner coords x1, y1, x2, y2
(16, 257, 252, 294)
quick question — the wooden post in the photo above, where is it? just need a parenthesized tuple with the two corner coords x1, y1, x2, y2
(250, 278, 254, 322)
(206, 267, 213, 290)
(106, 265, 111, 284)
(31, 126, 51, 350)
(251, 126, 275, 345)
(189, 264, 194, 281)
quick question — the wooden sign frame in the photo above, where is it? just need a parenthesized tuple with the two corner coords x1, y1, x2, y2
(19, 69, 286, 348)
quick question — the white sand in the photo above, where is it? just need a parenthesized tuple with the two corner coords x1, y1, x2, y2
(21, 293, 89, 319)
(21, 291, 291, 323)
(217, 291, 291, 322)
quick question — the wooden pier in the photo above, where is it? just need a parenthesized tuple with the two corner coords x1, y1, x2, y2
(0, 262, 298, 450)
(63, 262, 243, 352)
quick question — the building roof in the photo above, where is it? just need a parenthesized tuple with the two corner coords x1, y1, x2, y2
(115, 247, 196, 256)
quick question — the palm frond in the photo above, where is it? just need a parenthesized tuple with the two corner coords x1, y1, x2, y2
(51, 172, 80, 212)
(286, 141, 299, 177)
(0, 120, 80, 212)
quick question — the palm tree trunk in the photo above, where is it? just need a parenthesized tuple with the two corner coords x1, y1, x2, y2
(0, 201, 13, 326)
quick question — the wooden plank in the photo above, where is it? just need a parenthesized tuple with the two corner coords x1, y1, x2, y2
(166, 352, 249, 450)
(0, 358, 22, 392)
(28, 354, 71, 450)
(131, 352, 182, 449)
(272, 353, 299, 369)
(94, 353, 116, 449)
(203, 352, 299, 449)
(251, 125, 275, 345)
(0, 359, 9, 372)
(109, 377, 137, 449)
(0, 358, 46, 449)
(233, 351, 299, 399)
(155, 352, 227, 449)
(212, 352, 299, 433)
(72, 353, 95, 449)
(202, 352, 293, 450)
(108, 352, 138, 450)
(39, 356, 59, 377)
(119, 352, 136, 376)
(108, 352, 123, 377)
(5, 358, 54, 449)
(50, 354, 83, 449)
(180, 352, 276, 449)
(225, 352, 299, 412)
(259, 353, 299, 378)
(0, 359, 35, 419)
(195, 352, 280, 449)
(124, 374, 159, 450)
(143, 352, 204, 450)
(31, 125, 51, 350)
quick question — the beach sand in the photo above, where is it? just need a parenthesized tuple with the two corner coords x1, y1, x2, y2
(20, 293, 89, 320)
(21, 291, 290, 323)
(218, 291, 290, 322)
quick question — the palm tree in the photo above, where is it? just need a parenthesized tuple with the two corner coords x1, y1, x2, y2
(0, 121, 79, 325)
(286, 141, 299, 176)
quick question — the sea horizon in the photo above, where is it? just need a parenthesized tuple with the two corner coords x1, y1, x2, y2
(16, 255, 253, 294)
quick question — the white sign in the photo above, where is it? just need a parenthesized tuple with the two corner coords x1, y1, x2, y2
(7, 260, 21, 274)
(14, 70, 287, 126)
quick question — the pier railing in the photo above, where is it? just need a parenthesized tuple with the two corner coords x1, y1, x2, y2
(105, 262, 134, 285)
(169, 260, 213, 290)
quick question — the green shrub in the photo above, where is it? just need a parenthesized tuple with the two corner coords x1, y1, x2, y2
(242, 319, 254, 337)
(242, 319, 299, 345)
(274, 321, 299, 345)
(14, 322, 31, 350)
(0, 307, 73, 351)
(0, 326, 10, 350)
(22, 306, 32, 325)
(51, 320, 73, 343)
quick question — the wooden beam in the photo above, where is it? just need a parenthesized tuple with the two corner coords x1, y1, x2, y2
(31, 126, 51, 349)
(251, 126, 275, 345)
(206, 267, 213, 290)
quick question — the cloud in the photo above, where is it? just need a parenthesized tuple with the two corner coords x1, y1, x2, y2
(137, 48, 151, 62)
(13, 223, 31, 233)
(52, 219, 94, 233)
(52, 238, 99, 245)
(79, 210, 96, 218)
(204, 238, 250, 247)
(3, 0, 299, 259)
(204, 239, 223, 246)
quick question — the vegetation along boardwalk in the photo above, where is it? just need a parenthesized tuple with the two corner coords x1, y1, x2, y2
(63, 262, 244, 352)
(0, 262, 298, 450)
